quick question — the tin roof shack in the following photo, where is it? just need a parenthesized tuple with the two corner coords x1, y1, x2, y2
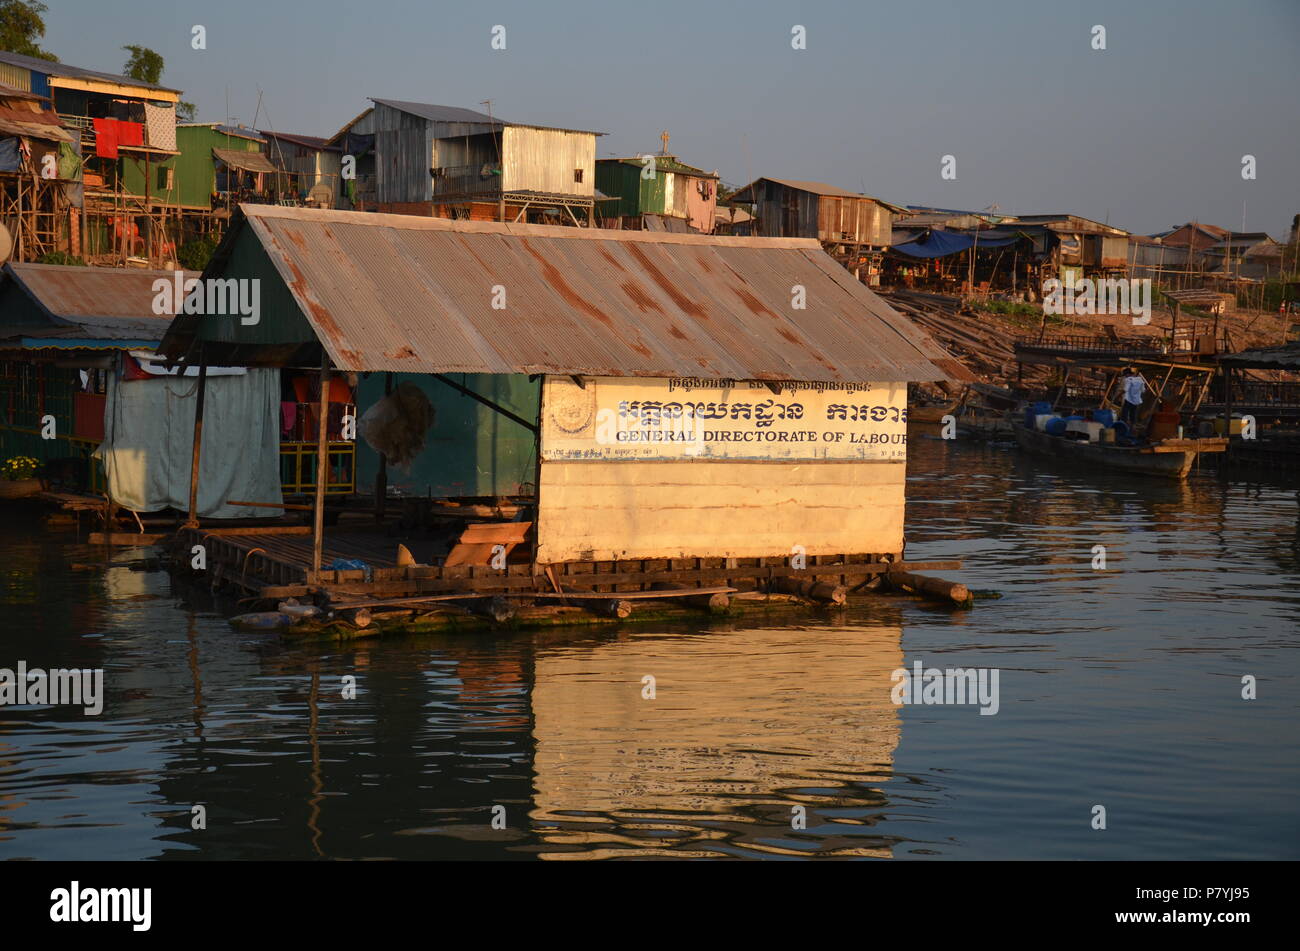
(0, 263, 180, 495)
(595, 155, 718, 233)
(1156, 221, 1232, 252)
(1010, 214, 1130, 280)
(258, 131, 342, 206)
(329, 99, 601, 225)
(173, 123, 273, 215)
(0, 262, 289, 525)
(1202, 233, 1283, 280)
(158, 204, 969, 623)
(0, 82, 76, 263)
(727, 178, 903, 284)
(0, 50, 184, 266)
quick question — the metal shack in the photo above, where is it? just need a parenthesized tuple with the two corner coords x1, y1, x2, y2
(328, 99, 601, 225)
(0, 262, 284, 520)
(727, 177, 903, 283)
(595, 154, 718, 233)
(158, 204, 968, 617)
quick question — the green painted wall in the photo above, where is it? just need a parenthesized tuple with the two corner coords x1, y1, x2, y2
(354, 373, 539, 499)
(119, 126, 263, 209)
(596, 159, 668, 218)
(194, 227, 314, 347)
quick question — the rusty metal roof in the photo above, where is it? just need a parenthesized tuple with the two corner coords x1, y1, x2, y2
(171, 204, 969, 383)
(731, 178, 907, 212)
(1, 263, 196, 340)
(213, 147, 277, 174)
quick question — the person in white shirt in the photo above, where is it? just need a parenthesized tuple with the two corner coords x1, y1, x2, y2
(1119, 366, 1149, 427)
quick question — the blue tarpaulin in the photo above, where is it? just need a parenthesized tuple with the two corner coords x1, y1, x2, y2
(892, 230, 1022, 258)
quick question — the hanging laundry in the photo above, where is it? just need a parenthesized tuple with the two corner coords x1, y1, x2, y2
(92, 117, 118, 158)
(142, 103, 176, 151)
(114, 119, 144, 148)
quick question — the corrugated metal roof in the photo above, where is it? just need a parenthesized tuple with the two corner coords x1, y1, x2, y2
(0, 50, 179, 93)
(213, 147, 277, 174)
(371, 99, 503, 125)
(600, 156, 718, 179)
(259, 130, 340, 151)
(370, 98, 603, 136)
(1, 263, 197, 341)
(730, 178, 906, 212)
(169, 205, 968, 384)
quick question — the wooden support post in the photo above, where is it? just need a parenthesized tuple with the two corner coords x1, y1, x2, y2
(184, 344, 209, 528)
(768, 576, 847, 605)
(375, 371, 391, 521)
(1052, 365, 1071, 412)
(1223, 365, 1234, 442)
(589, 598, 633, 619)
(651, 581, 730, 613)
(311, 350, 330, 578)
(886, 570, 970, 607)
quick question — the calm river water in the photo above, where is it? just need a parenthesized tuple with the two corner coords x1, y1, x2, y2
(1, 437, 1297, 860)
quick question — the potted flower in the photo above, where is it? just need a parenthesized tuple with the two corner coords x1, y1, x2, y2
(0, 456, 43, 499)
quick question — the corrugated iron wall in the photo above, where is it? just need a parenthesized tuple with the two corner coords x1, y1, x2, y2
(818, 197, 890, 245)
(0, 62, 31, 92)
(501, 126, 595, 196)
(372, 102, 435, 204)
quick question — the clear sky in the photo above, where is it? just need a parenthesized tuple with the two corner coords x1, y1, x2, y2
(43, 0, 1300, 238)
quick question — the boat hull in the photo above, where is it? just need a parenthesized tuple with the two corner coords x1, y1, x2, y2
(1013, 423, 1196, 479)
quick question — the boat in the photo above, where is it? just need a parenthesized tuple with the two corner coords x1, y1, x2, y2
(1012, 421, 1227, 479)
(909, 399, 960, 423)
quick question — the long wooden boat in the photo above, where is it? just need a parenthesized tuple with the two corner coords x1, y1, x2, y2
(1012, 422, 1227, 479)
(909, 400, 960, 423)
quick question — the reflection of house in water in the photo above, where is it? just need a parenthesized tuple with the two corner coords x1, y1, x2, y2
(529, 624, 904, 858)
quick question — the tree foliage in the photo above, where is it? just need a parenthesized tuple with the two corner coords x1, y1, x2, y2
(0, 0, 57, 61)
(122, 44, 163, 85)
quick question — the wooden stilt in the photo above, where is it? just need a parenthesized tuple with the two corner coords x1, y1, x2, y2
(375, 371, 391, 521)
(184, 344, 208, 528)
(311, 350, 330, 578)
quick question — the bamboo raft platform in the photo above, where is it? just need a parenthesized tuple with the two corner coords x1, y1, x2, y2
(170, 522, 967, 636)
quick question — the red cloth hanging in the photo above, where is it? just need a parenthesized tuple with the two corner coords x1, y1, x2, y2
(114, 120, 144, 148)
(92, 117, 118, 159)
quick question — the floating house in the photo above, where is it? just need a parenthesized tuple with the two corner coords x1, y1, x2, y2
(727, 178, 903, 283)
(157, 204, 969, 619)
(329, 99, 602, 224)
(595, 154, 718, 233)
(0, 261, 350, 516)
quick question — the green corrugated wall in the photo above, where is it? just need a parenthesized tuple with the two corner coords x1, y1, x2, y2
(354, 373, 540, 499)
(119, 126, 263, 209)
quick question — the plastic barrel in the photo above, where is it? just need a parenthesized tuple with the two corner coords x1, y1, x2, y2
(1112, 420, 1130, 439)
(1093, 409, 1115, 427)
(1032, 401, 1053, 415)
(1044, 417, 1068, 436)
